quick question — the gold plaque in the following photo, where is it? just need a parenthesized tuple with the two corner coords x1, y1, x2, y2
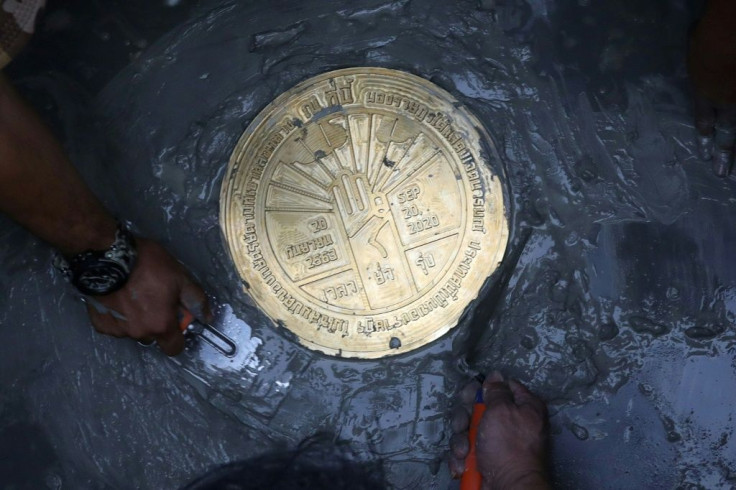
(221, 68, 508, 359)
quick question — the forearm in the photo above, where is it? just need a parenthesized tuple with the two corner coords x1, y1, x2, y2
(0, 77, 209, 353)
(0, 73, 116, 255)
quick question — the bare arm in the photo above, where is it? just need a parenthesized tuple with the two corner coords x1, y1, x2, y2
(0, 74, 117, 254)
(0, 73, 210, 354)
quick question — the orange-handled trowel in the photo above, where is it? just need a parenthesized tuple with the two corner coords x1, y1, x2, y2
(458, 229, 531, 490)
(460, 373, 487, 490)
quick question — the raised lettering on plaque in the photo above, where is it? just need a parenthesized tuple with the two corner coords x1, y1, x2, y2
(221, 68, 508, 359)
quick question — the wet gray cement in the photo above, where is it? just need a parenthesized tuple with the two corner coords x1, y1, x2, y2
(2, 0, 736, 488)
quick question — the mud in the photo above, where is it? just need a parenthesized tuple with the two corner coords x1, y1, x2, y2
(2, 0, 736, 488)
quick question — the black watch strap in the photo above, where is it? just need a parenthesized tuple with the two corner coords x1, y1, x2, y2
(53, 223, 138, 296)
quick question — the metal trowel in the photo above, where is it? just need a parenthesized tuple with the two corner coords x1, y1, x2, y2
(178, 307, 237, 357)
(459, 227, 531, 370)
(134, 305, 238, 357)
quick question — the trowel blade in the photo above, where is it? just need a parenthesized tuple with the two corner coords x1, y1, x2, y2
(462, 227, 531, 369)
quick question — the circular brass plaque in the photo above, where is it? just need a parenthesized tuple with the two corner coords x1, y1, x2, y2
(221, 68, 508, 359)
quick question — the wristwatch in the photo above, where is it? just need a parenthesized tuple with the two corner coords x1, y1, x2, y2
(53, 223, 138, 296)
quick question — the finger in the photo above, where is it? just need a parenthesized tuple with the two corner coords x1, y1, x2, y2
(716, 105, 736, 147)
(156, 327, 186, 356)
(87, 305, 125, 337)
(712, 143, 733, 176)
(508, 379, 547, 416)
(693, 94, 716, 136)
(483, 372, 514, 406)
(448, 454, 465, 479)
(179, 276, 212, 323)
(450, 432, 470, 460)
(450, 406, 470, 434)
(697, 133, 715, 163)
(151, 306, 185, 356)
(693, 95, 716, 162)
(460, 379, 482, 406)
(713, 106, 736, 176)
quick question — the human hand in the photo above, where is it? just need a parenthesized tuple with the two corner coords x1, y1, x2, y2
(690, 91, 736, 178)
(449, 372, 550, 490)
(687, 2, 736, 177)
(84, 238, 211, 356)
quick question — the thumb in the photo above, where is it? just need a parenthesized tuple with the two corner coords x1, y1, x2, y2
(179, 276, 213, 324)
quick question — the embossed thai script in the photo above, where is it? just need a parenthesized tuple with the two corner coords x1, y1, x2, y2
(285, 234, 334, 259)
(324, 280, 359, 301)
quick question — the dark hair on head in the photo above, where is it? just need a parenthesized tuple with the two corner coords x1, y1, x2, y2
(182, 434, 386, 490)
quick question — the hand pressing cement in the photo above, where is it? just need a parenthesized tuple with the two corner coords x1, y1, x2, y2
(84, 238, 212, 355)
(449, 372, 550, 490)
(0, 74, 211, 356)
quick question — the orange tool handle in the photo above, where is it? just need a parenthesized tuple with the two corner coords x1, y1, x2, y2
(178, 308, 195, 332)
(460, 390, 486, 490)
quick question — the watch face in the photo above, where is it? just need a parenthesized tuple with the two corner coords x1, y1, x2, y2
(74, 261, 128, 295)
